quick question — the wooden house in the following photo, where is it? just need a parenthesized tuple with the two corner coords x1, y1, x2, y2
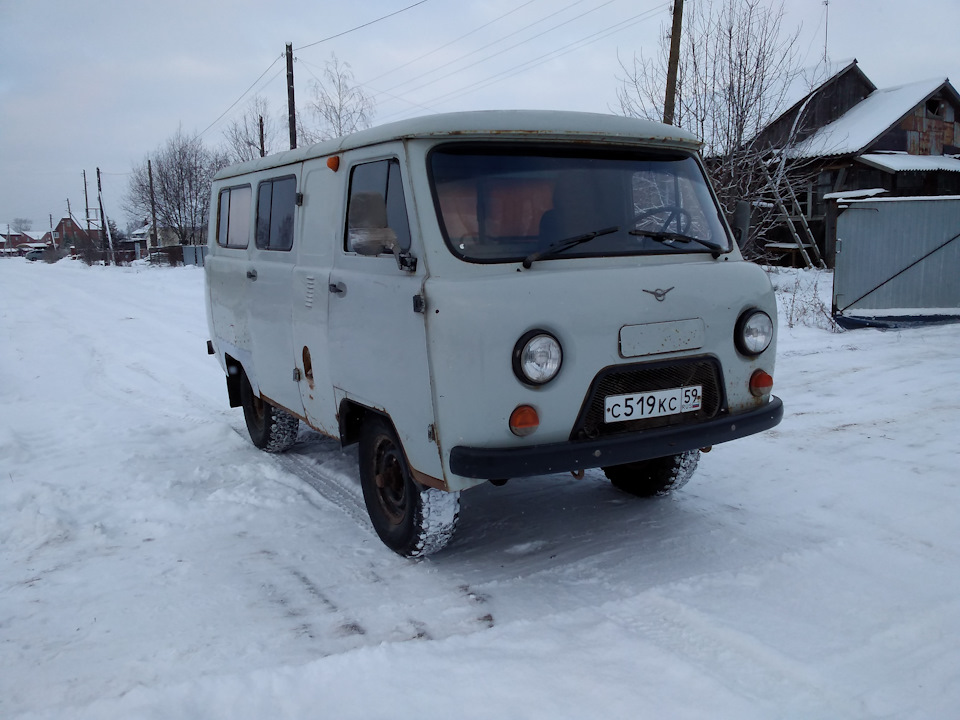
(754, 61, 960, 265)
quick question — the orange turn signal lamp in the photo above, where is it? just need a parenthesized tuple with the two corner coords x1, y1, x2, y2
(509, 405, 540, 437)
(749, 370, 774, 397)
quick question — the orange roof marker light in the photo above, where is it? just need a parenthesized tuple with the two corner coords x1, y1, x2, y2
(327, 156, 340, 172)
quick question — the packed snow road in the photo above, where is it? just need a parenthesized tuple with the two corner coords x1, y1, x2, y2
(1, 259, 958, 719)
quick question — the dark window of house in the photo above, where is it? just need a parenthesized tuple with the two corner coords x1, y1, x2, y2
(344, 159, 411, 253)
(926, 98, 944, 118)
(256, 176, 297, 251)
(216, 185, 251, 248)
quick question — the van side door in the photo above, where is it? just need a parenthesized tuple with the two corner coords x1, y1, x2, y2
(291, 160, 339, 436)
(326, 150, 442, 481)
(246, 168, 303, 415)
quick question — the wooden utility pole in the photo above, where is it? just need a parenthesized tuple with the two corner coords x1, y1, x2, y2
(286, 43, 297, 150)
(148, 159, 159, 251)
(96, 167, 116, 265)
(259, 115, 266, 157)
(82, 169, 92, 233)
(663, 0, 684, 126)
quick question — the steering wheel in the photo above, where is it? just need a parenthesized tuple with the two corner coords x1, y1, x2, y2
(633, 205, 692, 234)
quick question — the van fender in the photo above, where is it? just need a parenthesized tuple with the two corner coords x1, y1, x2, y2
(337, 397, 449, 492)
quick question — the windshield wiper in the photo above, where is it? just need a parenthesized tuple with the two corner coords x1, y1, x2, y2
(522, 226, 620, 269)
(628, 229, 726, 257)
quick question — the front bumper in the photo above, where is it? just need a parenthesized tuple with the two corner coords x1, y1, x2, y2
(449, 396, 783, 479)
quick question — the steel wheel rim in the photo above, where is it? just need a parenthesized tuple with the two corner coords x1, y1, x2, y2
(374, 442, 408, 526)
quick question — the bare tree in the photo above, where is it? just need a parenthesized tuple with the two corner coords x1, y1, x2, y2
(616, 0, 814, 256)
(11, 217, 33, 233)
(222, 95, 282, 162)
(126, 127, 230, 245)
(303, 54, 375, 142)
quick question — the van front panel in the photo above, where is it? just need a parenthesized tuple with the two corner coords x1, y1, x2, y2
(423, 258, 778, 490)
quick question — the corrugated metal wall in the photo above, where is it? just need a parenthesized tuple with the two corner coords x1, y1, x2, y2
(833, 196, 960, 327)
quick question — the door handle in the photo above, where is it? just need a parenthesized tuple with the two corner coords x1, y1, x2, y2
(328, 281, 346, 296)
(246, 269, 258, 280)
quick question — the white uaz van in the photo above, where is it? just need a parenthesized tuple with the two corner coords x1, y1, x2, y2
(204, 110, 782, 557)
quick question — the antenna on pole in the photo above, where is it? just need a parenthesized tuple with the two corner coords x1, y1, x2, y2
(823, 0, 830, 64)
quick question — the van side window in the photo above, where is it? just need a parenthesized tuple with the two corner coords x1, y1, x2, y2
(345, 159, 411, 252)
(216, 185, 251, 248)
(256, 176, 297, 251)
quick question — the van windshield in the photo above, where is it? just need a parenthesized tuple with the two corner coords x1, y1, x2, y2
(429, 143, 730, 264)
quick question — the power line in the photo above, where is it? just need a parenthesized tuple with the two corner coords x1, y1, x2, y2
(297, 57, 440, 116)
(372, 0, 596, 98)
(363, 0, 541, 86)
(377, 3, 668, 121)
(197, 2, 430, 140)
(198, 55, 284, 138)
(294, 0, 429, 51)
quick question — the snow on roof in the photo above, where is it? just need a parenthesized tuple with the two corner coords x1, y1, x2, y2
(822, 187, 887, 200)
(858, 152, 960, 173)
(791, 77, 949, 158)
(130, 223, 151, 238)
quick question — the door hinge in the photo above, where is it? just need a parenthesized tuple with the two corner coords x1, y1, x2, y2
(413, 294, 426, 313)
(428, 424, 436, 443)
(296, 192, 304, 206)
(292, 368, 302, 382)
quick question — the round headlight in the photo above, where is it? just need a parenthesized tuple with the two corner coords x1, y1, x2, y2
(513, 331, 562, 385)
(736, 310, 774, 356)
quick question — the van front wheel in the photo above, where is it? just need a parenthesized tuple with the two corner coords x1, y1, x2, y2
(602, 450, 699, 497)
(359, 416, 459, 557)
(239, 370, 299, 453)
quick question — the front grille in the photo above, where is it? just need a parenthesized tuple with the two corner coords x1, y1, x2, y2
(570, 357, 725, 440)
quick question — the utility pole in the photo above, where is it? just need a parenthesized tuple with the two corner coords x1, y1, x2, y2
(286, 43, 297, 150)
(148, 159, 159, 252)
(259, 115, 266, 157)
(96, 167, 116, 265)
(82, 169, 92, 233)
(663, 0, 684, 126)
(50, 213, 56, 250)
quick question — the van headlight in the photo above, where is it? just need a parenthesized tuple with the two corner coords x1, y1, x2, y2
(513, 331, 562, 386)
(735, 309, 774, 356)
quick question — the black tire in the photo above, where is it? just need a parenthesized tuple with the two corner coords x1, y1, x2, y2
(239, 370, 299, 453)
(602, 449, 700, 497)
(359, 415, 459, 557)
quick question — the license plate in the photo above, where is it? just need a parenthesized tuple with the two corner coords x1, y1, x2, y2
(604, 385, 702, 424)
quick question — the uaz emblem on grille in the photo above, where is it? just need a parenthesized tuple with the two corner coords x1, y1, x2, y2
(643, 287, 674, 302)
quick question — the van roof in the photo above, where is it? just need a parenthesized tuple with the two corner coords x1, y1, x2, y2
(214, 110, 701, 181)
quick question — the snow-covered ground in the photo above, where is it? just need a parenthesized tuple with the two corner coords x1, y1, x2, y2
(2, 259, 958, 719)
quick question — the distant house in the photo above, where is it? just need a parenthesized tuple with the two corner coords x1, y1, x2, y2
(754, 60, 960, 265)
(130, 222, 181, 248)
(1, 229, 51, 256)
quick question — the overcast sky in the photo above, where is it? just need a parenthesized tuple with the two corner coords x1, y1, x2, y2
(2, 0, 959, 233)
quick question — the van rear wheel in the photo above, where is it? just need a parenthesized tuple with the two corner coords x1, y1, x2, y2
(239, 370, 299, 453)
(359, 416, 459, 557)
(602, 450, 699, 497)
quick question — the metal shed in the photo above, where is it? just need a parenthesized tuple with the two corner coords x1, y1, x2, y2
(832, 195, 960, 328)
